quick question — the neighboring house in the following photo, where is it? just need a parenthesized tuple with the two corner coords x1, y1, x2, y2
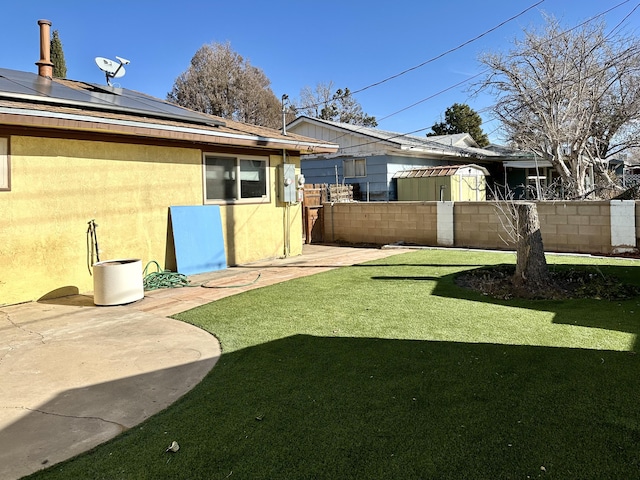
(610, 154, 640, 189)
(287, 116, 502, 201)
(486, 145, 637, 199)
(484, 144, 554, 199)
(0, 21, 337, 306)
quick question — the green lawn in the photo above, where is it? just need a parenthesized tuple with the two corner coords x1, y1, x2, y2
(29, 249, 640, 479)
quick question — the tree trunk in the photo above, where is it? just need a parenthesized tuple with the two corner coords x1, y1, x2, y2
(513, 202, 549, 287)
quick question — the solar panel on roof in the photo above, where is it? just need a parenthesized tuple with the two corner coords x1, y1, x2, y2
(0, 67, 225, 127)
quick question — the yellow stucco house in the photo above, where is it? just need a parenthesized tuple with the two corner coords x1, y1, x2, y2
(0, 22, 337, 306)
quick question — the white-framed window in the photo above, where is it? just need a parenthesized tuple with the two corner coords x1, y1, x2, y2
(204, 154, 269, 203)
(0, 137, 9, 191)
(343, 158, 366, 178)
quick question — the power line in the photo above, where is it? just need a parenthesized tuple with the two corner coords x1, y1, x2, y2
(313, 73, 486, 146)
(331, 0, 638, 150)
(349, 1, 545, 97)
(372, 0, 636, 127)
(606, 2, 640, 38)
(376, 71, 487, 124)
(299, 0, 638, 153)
(557, 0, 633, 37)
(296, 1, 546, 113)
(299, 0, 548, 143)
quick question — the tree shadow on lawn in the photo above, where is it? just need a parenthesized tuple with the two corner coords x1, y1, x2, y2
(371, 263, 640, 353)
(37, 334, 640, 479)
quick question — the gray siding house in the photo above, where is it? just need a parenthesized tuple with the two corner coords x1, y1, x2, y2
(287, 116, 501, 201)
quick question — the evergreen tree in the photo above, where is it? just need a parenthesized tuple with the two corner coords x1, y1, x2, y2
(427, 103, 489, 147)
(51, 30, 67, 79)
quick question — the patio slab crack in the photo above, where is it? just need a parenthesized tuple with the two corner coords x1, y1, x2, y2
(4, 406, 128, 432)
(0, 310, 46, 367)
(0, 310, 46, 344)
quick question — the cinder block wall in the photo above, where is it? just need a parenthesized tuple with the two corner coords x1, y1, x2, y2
(537, 202, 611, 254)
(453, 203, 504, 249)
(322, 201, 636, 255)
(323, 202, 438, 245)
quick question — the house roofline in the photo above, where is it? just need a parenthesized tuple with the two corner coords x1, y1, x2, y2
(287, 115, 402, 148)
(287, 115, 498, 159)
(300, 147, 474, 161)
(0, 107, 339, 153)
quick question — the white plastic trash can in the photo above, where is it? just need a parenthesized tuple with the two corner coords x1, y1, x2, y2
(93, 258, 144, 306)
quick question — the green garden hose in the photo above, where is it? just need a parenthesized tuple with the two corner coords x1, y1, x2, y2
(142, 261, 261, 290)
(143, 261, 192, 290)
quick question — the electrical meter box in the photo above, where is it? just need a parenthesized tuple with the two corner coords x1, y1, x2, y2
(277, 163, 297, 203)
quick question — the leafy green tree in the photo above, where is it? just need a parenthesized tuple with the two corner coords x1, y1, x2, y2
(297, 82, 377, 127)
(167, 42, 282, 129)
(427, 103, 489, 147)
(50, 30, 67, 79)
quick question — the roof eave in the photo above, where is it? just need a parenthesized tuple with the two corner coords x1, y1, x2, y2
(0, 108, 339, 154)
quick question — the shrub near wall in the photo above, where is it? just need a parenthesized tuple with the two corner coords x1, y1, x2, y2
(322, 201, 637, 255)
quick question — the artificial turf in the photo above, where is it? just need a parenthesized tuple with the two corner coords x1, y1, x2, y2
(28, 249, 640, 479)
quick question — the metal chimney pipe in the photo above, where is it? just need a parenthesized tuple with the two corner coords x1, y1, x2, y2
(281, 94, 288, 136)
(35, 19, 54, 78)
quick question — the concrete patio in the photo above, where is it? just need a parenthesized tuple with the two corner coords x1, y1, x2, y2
(0, 244, 410, 479)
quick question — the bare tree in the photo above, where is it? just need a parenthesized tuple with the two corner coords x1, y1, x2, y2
(295, 81, 377, 127)
(298, 81, 335, 118)
(513, 203, 549, 286)
(479, 16, 640, 199)
(167, 42, 282, 129)
(492, 187, 549, 289)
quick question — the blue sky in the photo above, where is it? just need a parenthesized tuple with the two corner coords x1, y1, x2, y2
(1, 1, 638, 143)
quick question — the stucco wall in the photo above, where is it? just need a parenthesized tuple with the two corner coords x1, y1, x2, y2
(1, 136, 301, 305)
(221, 154, 302, 265)
(322, 201, 634, 255)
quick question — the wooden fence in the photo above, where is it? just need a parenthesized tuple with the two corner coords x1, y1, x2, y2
(302, 184, 353, 243)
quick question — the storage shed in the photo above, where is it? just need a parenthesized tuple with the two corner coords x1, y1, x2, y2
(394, 164, 489, 201)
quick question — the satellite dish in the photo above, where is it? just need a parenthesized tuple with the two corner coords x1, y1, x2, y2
(95, 56, 129, 86)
